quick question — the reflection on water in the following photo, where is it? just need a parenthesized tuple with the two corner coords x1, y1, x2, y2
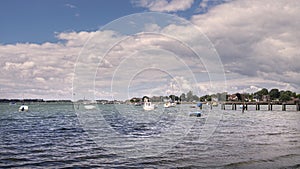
(0, 103, 299, 168)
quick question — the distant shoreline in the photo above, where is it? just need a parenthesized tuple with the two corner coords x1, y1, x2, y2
(0, 99, 72, 103)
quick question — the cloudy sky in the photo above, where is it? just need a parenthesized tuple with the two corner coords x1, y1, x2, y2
(0, 0, 299, 100)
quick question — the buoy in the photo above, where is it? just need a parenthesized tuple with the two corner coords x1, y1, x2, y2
(197, 102, 203, 110)
(197, 102, 202, 107)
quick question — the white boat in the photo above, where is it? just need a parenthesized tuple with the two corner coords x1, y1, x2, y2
(164, 102, 176, 108)
(143, 102, 155, 110)
(19, 105, 29, 112)
(164, 102, 171, 108)
(84, 105, 96, 110)
(83, 100, 97, 110)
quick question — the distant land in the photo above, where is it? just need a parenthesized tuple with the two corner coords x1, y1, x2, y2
(0, 99, 72, 103)
(1, 88, 300, 104)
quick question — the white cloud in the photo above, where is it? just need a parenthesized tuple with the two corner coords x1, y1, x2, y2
(132, 0, 194, 12)
(0, 32, 89, 99)
(192, 0, 300, 93)
(4, 61, 35, 70)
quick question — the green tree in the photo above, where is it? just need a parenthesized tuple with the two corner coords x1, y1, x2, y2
(235, 93, 242, 101)
(279, 92, 292, 102)
(200, 95, 211, 102)
(142, 96, 149, 102)
(186, 91, 193, 102)
(180, 93, 186, 101)
(207, 95, 212, 101)
(261, 88, 269, 95)
(169, 95, 176, 102)
(130, 97, 140, 103)
(254, 88, 269, 100)
(192, 95, 199, 101)
(269, 88, 280, 100)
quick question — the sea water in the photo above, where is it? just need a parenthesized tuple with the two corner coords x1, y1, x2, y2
(0, 103, 299, 168)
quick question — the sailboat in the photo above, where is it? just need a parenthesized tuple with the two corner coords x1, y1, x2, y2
(19, 94, 29, 112)
(19, 104, 29, 112)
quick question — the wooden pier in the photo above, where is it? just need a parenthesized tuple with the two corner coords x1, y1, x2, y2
(221, 102, 300, 111)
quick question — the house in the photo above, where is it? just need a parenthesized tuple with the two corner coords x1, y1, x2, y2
(253, 95, 260, 102)
(228, 94, 238, 101)
(262, 95, 270, 102)
(211, 96, 218, 102)
(286, 97, 300, 104)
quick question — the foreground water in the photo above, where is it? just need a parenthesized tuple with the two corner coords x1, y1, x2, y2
(0, 103, 299, 168)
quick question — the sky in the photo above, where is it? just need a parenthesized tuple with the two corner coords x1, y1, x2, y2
(0, 0, 299, 100)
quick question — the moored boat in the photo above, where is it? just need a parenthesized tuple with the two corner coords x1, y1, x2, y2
(143, 102, 155, 110)
(164, 102, 176, 108)
(19, 105, 29, 112)
(189, 111, 202, 117)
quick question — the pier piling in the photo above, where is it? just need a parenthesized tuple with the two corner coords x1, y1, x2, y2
(268, 103, 272, 111)
(231, 104, 236, 110)
(282, 104, 286, 111)
(256, 103, 260, 110)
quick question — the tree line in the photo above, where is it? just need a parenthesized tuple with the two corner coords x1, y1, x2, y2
(250, 88, 299, 102)
(129, 88, 300, 103)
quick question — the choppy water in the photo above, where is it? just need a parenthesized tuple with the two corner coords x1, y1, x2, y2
(0, 103, 299, 168)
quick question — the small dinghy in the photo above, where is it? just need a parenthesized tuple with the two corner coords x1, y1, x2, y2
(189, 111, 202, 117)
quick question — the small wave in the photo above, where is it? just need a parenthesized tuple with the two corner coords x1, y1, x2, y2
(224, 159, 267, 168)
(266, 132, 283, 136)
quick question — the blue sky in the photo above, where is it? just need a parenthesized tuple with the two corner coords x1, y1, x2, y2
(0, 0, 299, 100)
(0, 0, 225, 44)
(0, 0, 143, 44)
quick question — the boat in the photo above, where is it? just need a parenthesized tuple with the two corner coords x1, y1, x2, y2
(212, 102, 218, 107)
(82, 99, 97, 110)
(134, 102, 142, 106)
(164, 102, 171, 108)
(164, 102, 176, 108)
(19, 105, 29, 112)
(189, 111, 202, 117)
(84, 105, 96, 110)
(143, 102, 155, 110)
(9, 102, 16, 105)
